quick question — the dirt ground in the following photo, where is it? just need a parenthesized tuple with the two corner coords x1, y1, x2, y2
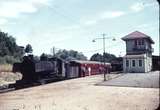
(0, 73, 159, 110)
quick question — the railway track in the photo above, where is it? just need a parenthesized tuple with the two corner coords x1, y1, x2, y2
(0, 87, 15, 93)
(0, 76, 66, 94)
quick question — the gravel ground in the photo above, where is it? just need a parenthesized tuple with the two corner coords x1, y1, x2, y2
(98, 71, 159, 88)
(0, 73, 159, 110)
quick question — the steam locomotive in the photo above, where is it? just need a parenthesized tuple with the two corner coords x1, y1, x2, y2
(11, 55, 67, 89)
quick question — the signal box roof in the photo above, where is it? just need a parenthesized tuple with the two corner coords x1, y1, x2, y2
(121, 31, 154, 44)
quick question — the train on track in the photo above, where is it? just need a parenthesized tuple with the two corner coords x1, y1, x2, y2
(0, 55, 111, 92)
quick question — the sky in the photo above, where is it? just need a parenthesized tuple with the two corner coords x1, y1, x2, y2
(0, 0, 159, 59)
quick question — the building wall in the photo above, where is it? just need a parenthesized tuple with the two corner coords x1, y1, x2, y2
(123, 57, 145, 73)
(123, 54, 152, 73)
(126, 39, 152, 55)
(144, 55, 152, 72)
(145, 40, 150, 50)
(126, 40, 134, 53)
(123, 37, 153, 73)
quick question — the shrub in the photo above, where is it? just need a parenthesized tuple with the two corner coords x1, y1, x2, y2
(0, 55, 20, 65)
(0, 57, 6, 64)
(0, 64, 12, 72)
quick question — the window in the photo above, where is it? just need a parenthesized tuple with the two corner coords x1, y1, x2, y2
(126, 60, 129, 67)
(137, 39, 144, 45)
(134, 40, 137, 46)
(139, 60, 142, 67)
(138, 40, 141, 45)
(132, 60, 135, 67)
(141, 39, 144, 45)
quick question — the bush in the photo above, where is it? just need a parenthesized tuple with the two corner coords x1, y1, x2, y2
(0, 57, 6, 64)
(0, 64, 12, 72)
(0, 55, 20, 64)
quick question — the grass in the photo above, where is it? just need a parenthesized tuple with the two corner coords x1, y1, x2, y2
(0, 64, 12, 73)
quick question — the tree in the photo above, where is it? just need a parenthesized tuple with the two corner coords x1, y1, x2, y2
(90, 53, 103, 62)
(104, 52, 117, 62)
(55, 49, 87, 60)
(40, 53, 48, 61)
(90, 52, 117, 63)
(25, 44, 33, 54)
(0, 30, 24, 64)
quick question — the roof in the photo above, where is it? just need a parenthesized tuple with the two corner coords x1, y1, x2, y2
(121, 31, 154, 44)
(123, 54, 146, 58)
(70, 60, 111, 65)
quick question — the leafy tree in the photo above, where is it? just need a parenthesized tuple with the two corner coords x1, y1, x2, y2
(90, 53, 103, 62)
(25, 44, 33, 54)
(90, 52, 117, 63)
(40, 53, 48, 61)
(104, 52, 117, 62)
(55, 49, 87, 60)
(0, 30, 24, 64)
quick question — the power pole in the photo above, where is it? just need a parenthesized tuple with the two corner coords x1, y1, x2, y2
(52, 46, 55, 56)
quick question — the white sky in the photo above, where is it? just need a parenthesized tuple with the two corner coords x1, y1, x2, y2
(0, 0, 159, 59)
